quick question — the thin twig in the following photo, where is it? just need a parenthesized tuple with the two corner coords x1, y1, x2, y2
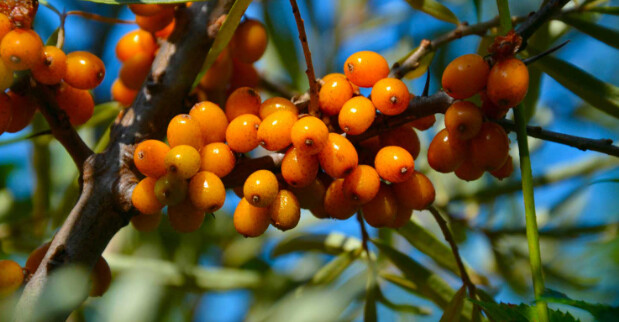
(522, 39, 569, 65)
(516, 0, 571, 48)
(66, 11, 135, 25)
(357, 212, 371, 254)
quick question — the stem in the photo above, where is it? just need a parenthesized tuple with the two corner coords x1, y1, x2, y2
(496, 0, 513, 33)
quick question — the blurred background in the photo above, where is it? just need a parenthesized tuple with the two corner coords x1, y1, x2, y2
(0, 0, 618, 321)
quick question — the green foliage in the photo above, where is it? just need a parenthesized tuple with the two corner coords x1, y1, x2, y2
(262, 2, 302, 88)
(271, 232, 363, 257)
(542, 289, 619, 322)
(560, 13, 619, 49)
(310, 249, 361, 285)
(469, 299, 581, 322)
(439, 286, 466, 322)
(404, 0, 459, 25)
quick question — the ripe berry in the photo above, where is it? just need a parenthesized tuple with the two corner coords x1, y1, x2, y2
(490, 155, 514, 180)
(115, 29, 157, 62)
(0, 93, 13, 134)
(25, 242, 50, 275)
(154, 173, 188, 206)
(324, 178, 358, 220)
(290, 116, 329, 155)
(230, 58, 260, 90)
(0, 29, 43, 71)
(442, 54, 489, 99)
(233, 197, 271, 237)
(375, 146, 414, 183)
(409, 115, 436, 131)
(134, 139, 170, 178)
(259, 97, 298, 120)
(111, 79, 138, 107)
(454, 156, 484, 181)
(342, 165, 381, 205)
(323, 73, 360, 94)
(269, 190, 301, 231)
(480, 90, 508, 120)
(167, 114, 204, 150)
(486, 57, 529, 109)
(188, 101, 228, 145)
(427, 129, 468, 173)
(470, 122, 509, 171)
(200, 142, 236, 178)
(156, 19, 175, 39)
(89, 257, 112, 297)
(371, 78, 410, 115)
(119, 52, 153, 90)
(32, 46, 67, 85)
(129, 4, 169, 16)
(343, 51, 389, 87)
(393, 171, 435, 210)
(379, 123, 421, 160)
(0, 259, 23, 297)
(338, 96, 375, 135)
(281, 146, 319, 188)
(318, 133, 358, 178)
(132, 177, 164, 215)
(188, 171, 226, 212)
(390, 206, 414, 229)
(199, 49, 233, 90)
(362, 183, 398, 228)
(225, 87, 261, 121)
(0, 59, 13, 92)
(136, 8, 175, 33)
(289, 177, 327, 210)
(257, 110, 297, 151)
(225, 114, 261, 153)
(164, 145, 201, 179)
(6, 90, 37, 133)
(55, 83, 95, 126)
(230, 19, 268, 64)
(168, 198, 205, 233)
(243, 170, 279, 208)
(445, 101, 483, 141)
(0, 13, 10, 40)
(318, 75, 353, 116)
(64, 51, 105, 90)
(131, 212, 162, 232)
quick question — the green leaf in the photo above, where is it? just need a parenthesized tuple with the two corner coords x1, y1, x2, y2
(560, 13, 619, 49)
(377, 291, 432, 315)
(271, 233, 363, 258)
(46, 28, 59, 46)
(542, 289, 619, 321)
(398, 49, 435, 80)
(379, 272, 420, 294)
(591, 178, 619, 185)
(78, 0, 202, 4)
(364, 284, 378, 322)
(472, 0, 482, 23)
(263, 1, 302, 88)
(311, 249, 360, 285)
(0, 130, 52, 147)
(585, 6, 619, 16)
(440, 286, 466, 322)
(404, 0, 459, 24)
(468, 300, 532, 321)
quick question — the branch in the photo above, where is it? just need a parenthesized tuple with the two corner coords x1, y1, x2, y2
(515, 0, 571, 47)
(289, 0, 319, 116)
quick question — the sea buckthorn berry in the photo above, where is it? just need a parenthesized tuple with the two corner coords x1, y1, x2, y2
(167, 114, 204, 150)
(442, 54, 489, 99)
(132, 177, 164, 215)
(154, 173, 188, 206)
(64, 51, 105, 90)
(486, 57, 529, 109)
(55, 83, 95, 126)
(25, 242, 50, 275)
(111, 79, 138, 107)
(342, 165, 381, 205)
(269, 190, 301, 231)
(188, 171, 226, 212)
(480, 90, 508, 120)
(0, 93, 12, 134)
(225, 114, 261, 153)
(257, 110, 297, 151)
(243, 170, 279, 208)
(31, 46, 67, 85)
(324, 178, 358, 220)
(409, 114, 436, 131)
(281, 147, 319, 188)
(290, 116, 329, 155)
(119, 52, 153, 90)
(131, 211, 162, 232)
(234, 197, 271, 237)
(136, 8, 175, 33)
(134, 139, 170, 178)
(199, 49, 233, 90)
(164, 145, 201, 179)
(89, 257, 111, 297)
(490, 155, 514, 180)
(200, 142, 236, 178)
(230, 58, 260, 90)
(323, 73, 360, 95)
(259, 97, 298, 120)
(445, 101, 483, 141)
(0, 259, 24, 297)
(168, 198, 206, 233)
(189, 101, 229, 145)
(393, 171, 435, 210)
(390, 206, 413, 229)
(0, 29, 43, 71)
(230, 19, 268, 64)
(155, 19, 175, 39)
(0, 14, 10, 40)
(338, 96, 375, 135)
(358, 136, 381, 165)
(318, 133, 359, 178)
(375, 146, 414, 183)
(318, 76, 353, 116)
(115, 29, 157, 62)
(427, 129, 468, 173)
(362, 183, 398, 228)
(455, 156, 484, 181)
(0, 59, 13, 92)
(343, 51, 389, 87)
(289, 178, 326, 210)
(379, 123, 421, 160)
(225, 87, 261, 121)
(470, 122, 509, 171)
(6, 90, 37, 133)
(371, 78, 410, 116)
(129, 4, 168, 16)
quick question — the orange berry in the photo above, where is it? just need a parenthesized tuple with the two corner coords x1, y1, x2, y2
(454, 156, 484, 181)
(324, 178, 359, 220)
(233, 197, 270, 237)
(225, 87, 261, 121)
(470, 122, 509, 171)
(134, 139, 170, 178)
(154, 173, 188, 206)
(0, 13, 10, 41)
(371, 78, 410, 115)
(442, 54, 489, 99)
(0, 29, 43, 71)
(200, 142, 236, 178)
(269, 190, 300, 231)
(25, 242, 50, 275)
(164, 145, 201, 179)
(318, 133, 359, 178)
(486, 57, 529, 109)
(119, 52, 153, 90)
(188, 171, 226, 212)
(225, 114, 261, 153)
(257, 110, 297, 151)
(55, 83, 94, 126)
(0, 58, 13, 92)
(31, 46, 67, 85)
(243, 170, 279, 208)
(111, 79, 138, 107)
(115, 29, 157, 62)
(390, 206, 413, 229)
(427, 129, 468, 173)
(259, 97, 298, 120)
(189, 101, 229, 145)
(64, 51, 105, 90)
(343, 51, 389, 87)
(357, 135, 381, 165)
(131, 211, 162, 232)
(393, 171, 435, 210)
(90, 257, 111, 297)
(490, 155, 514, 180)
(6, 90, 37, 133)
(230, 19, 268, 64)
(132, 177, 164, 215)
(375, 146, 414, 183)
(136, 8, 175, 33)
(445, 101, 483, 141)
(155, 19, 175, 39)
(129, 4, 169, 16)
(318, 76, 353, 116)
(0, 93, 13, 135)
(338, 96, 375, 135)
(281, 146, 319, 188)
(362, 183, 398, 228)
(480, 90, 509, 120)
(379, 123, 421, 160)
(290, 116, 329, 155)
(342, 165, 381, 205)
(167, 114, 204, 150)
(168, 198, 205, 233)
(409, 114, 436, 131)
(0, 259, 23, 296)
(199, 49, 233, 90)
(289, 177, 327, 210)
(229, 58, 259, 90)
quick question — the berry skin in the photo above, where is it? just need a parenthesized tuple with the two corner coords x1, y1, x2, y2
(390, 206, 414, 229)
(167, 114, 204, 150)
(132, 177, 164, 215)
(289, 177, 327, 210)
(323, 73, 360, 94)
(25, 242, 51, 275)
(409, 115, 436, 131)
(225, 114, 261, 153)
(375, 146, 414, 183)
(427, 129, 468, 173)
(371, 78, 411, 116)
(0, 93, 13, 134)
(230, 19, 268, 64)
(0, 13, 10, 40)
(233, 197, 271, 237)
(156, 18, 176, 39)
(90, 257, 111, 297)
(225, 87, 261, 121)
(243, 170, 279, 208)
(324, 178, 359, 220)
(111, 79, 138, 107)
(154, 173, 188, 206)
(189, 101, 229, 145)
(362, 183, 398, 228)
(490, 155, 514, 180)
(229, 58, 260, 90)
(134, 139, 170, 178)
(269, 190, 301, 231)
(0, 29, 44, 71)
(168, 198, 206, 233)
(338, 96, 375, 135)
(486, 57, 529, 109)
(342, 165, 381, 205)
(442, 54, 489, 99)
(379, 123, 421, 160)
(115, 29, 157, 62)
(470, 122, 510, 171)
(257, 110, 298, 151)
(199, 49, 233, 90)
(480, 90, 508, 120)
(454, 156, 485, 181)
(281, 146, 319, 188)
(55, 83, 95, 126)
(164, 145, 201, 179)
(200, 142, 236, 178)
(32, 46, 67, 85)
(318, 133, 359, 178)
(64, 51, 105, 90)
(136, 8, 175, 33)
(445, 101, 483, 141)
(188, 171, 226, 212)
(393, 171, 435, 210)
(259, 97, 298, 120)
(0, 259, 24, 297)
(119, 52, 153, 90)
(344, 51, 389, 88)
(0, 59, 13, 92)
(131, 212, 162, 232)
(318, 76, 353, 116)
(6, 90, 37, 133)
(129, 4, 169, 16)
(290, 116, 329, 155)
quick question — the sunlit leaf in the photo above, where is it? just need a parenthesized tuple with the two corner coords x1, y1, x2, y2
(542, 289, 619, 321)
(397, 48, 435, 80)
(311, 249, 361, 285)
(271, 233, 363, 258)
(379, 272, 420, 294)
(404, 0, 459, 24)
(560, 13, 619, 49)
(439, 286, 466, 322)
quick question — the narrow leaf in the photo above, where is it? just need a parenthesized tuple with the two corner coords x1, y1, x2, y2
(364, 285, 378, 322)
(560, 13, 619, 49)
(404, 0, 459, 25)
(468, 300, 531, 322)
(377, 292, 431, 315)
(379, 272, 420, 295)
(398, 49, 435, 80)
(311, 249, 360, 285)
(585, 6, 619, 15)
(263, 1, 302, 88)
(472, 0, 482, 23)
(271, 233, 362, 258)
(439, 286, 466, 322)
(542, 289, 619, 321)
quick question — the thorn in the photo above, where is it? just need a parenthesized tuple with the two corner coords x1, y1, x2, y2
(422, 70, 431, 97)
(522, 40, 570, 65)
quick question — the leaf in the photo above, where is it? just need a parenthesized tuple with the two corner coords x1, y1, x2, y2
(404, 0, 459, 25)
(400, 49, 435, 80)
(364, 284, 378, 322)
(46, 28, 59, 46)
(262, 1, 302, 88)
(591, 178, 619, 185)
(311, 249, 360, 285)
(542, 289, 619, 321)
(470, 299, 581, 322)
(439, 286, 466, 322)
(560, 13, 619, 49)
(271, 233, 363, 258)
(472, 0, 482, 23)
(379, 272, 420, 295)
(585, 6, 619, 15)
(78, 0, 201, 4)
(377, 291, 432, 315)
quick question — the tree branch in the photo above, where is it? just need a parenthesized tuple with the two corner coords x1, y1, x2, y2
(516, 0, 571, 47)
